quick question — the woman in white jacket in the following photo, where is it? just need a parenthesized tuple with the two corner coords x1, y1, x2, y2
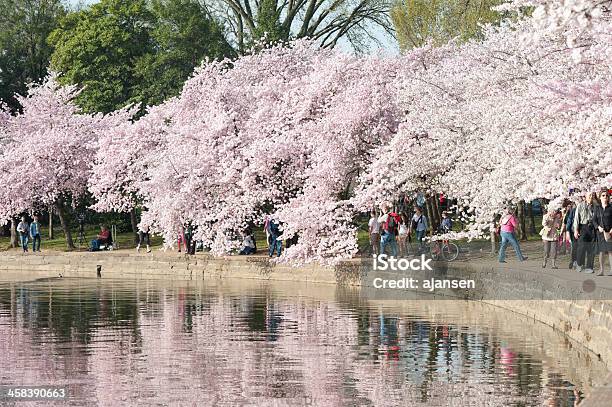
(540, 208, 562, 269)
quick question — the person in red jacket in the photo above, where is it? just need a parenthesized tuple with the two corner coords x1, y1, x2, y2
(90, 226, 110, 251)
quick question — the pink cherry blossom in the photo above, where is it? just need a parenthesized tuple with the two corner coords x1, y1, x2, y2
(0, 75, 132, 226)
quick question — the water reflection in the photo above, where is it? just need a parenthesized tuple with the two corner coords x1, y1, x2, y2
(0, 277, 605, 406)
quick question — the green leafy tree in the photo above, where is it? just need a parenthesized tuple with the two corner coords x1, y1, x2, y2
(48, 0, 156, 114)
(49, 0, 232, 114)
(390, 0, 503, 51)
(0, 0, 65, 112)
(250, 0, 286, 47)
(132, 0, 234, 107)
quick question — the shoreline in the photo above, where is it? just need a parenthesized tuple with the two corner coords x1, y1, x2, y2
(1, 249, 612, 405)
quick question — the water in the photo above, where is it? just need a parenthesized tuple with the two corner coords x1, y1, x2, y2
(0, 276, 607, 406)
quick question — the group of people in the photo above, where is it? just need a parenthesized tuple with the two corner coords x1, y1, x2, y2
(497, 190, 612, 276)
(15, 191, 611, 274)
(236, 219, 279, 257)
(16, 215, 116, 253)
(16, 215, 42, 253)
(542, 190, 612, 275)
(368, 204, 453, 257)
(238, 217, 284, 257)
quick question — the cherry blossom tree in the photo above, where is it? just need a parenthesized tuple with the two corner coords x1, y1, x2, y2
(86, 0, 611, 260)
(355, 0, 611, 239)
(0, 75, 130, 249)
(91, 41, 407, 262)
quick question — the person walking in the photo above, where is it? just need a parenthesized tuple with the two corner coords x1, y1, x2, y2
(378, 204, 400, 257)
(563, 201, 576, 270)
(29, 215, 42, 252)
(498, 207, 528, 263)
(264, 215, 272, 249)
(593, 190, 612, 276)
(559, 202, 570, 255)
(17, 216, 29, 253)
(540, 208, 561, 269)
(137, 226, 151, 253)
(397, 213, 410, 256)
(410, 206, 428, 252)
(573, 192, 597, 273)
(368, 210, 381, 255)
(177, 226, 186, 252)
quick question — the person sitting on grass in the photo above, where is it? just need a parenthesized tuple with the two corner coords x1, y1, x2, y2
(90, 226, 110, 251)
(239, 233, 256, 255)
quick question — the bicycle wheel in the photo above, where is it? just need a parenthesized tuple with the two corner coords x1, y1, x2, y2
(442, 243, 459, 261)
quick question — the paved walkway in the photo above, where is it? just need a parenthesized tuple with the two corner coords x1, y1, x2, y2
(581, 373, 612, 407)
(453, 239, 612, 292)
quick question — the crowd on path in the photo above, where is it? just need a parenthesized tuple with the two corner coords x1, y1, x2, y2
(501, 190, 612, 276)
(492, 190, 611, 276)
(368, 203, 452, 258)
(366, 189, 612, 277)
(549, 190, 611, 276)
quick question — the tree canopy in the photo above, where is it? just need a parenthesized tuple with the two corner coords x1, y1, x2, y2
(208, 0, 395, 53)
(390, 0, 503, 51)
(48, 0, 233, 114)
(0, 0, 65, 112)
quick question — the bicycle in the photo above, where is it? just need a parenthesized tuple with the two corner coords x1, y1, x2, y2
(429, 238, 459, 261)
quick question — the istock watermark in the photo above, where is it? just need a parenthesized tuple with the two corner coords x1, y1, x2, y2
(371, 254, 433, 271)
(361, 254, 475, 300)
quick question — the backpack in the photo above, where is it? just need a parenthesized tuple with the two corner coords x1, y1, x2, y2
(411, 215, 422, 230)
(383, 213, 401, 236)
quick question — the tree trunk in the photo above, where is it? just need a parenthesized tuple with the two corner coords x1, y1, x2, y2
(518, 200, 527, 241)
(55, 201, 75, 250)
(130, 208, 139, 244)
(528, 201, 536, 235)
(432, 195, 441, 227)
(425, 198, 435, 235)
(490, 231, 497, 254)
(48, 205, 54, 239)
(10, 218, 18, 248)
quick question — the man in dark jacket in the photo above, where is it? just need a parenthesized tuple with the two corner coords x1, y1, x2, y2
(573, 192, 597, 273)
(565, 202, 577, 269)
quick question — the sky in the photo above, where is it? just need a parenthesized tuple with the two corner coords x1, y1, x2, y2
(66, 0, 399, 55)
